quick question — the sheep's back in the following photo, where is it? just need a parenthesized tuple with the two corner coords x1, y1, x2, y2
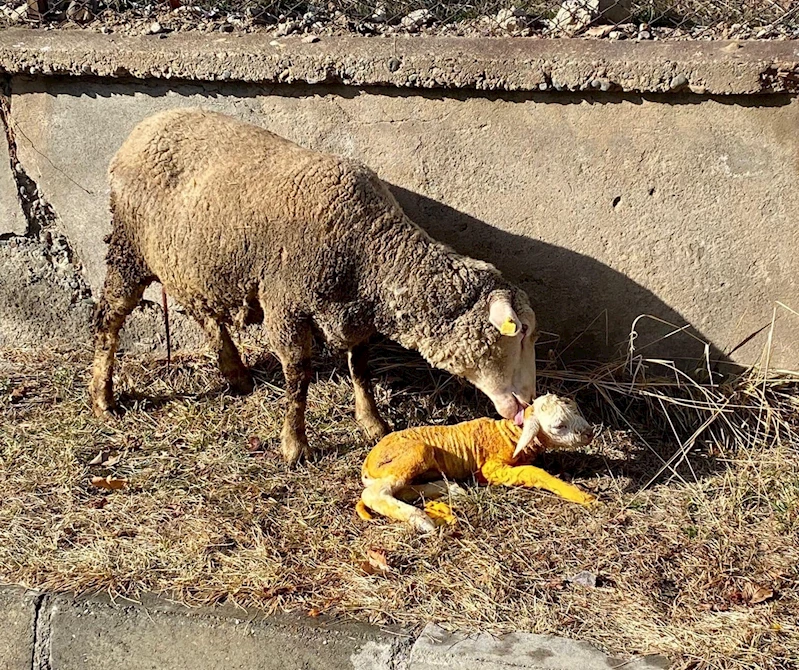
(108, 108, 400, 319)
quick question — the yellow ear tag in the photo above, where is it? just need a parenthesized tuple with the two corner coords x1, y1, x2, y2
(500, 318, 518, 336)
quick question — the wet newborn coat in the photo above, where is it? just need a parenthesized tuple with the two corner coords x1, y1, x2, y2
(357, 394, 596, 532)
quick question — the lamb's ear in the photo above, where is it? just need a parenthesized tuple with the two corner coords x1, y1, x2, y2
(488, 294, 522, 336)
(513, 413, 540, 460)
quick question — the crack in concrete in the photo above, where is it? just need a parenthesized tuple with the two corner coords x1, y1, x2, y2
(0, 76, 93, 304)
(30, 594, 53, 670)
(0, 76, 58, 240)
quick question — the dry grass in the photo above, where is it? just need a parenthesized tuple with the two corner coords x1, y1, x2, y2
(0, 339, 797, 670)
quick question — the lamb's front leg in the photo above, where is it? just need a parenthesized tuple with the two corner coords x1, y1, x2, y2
(348, 343, 389, 440)
(269, 321, 313, 465)
(481, 460, 596, 506)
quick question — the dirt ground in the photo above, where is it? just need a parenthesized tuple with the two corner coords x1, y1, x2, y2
(0, 344, 797, 670)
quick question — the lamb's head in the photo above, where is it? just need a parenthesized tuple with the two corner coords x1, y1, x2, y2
(513, 394, 595, 458)
(456, 290, 538, 420)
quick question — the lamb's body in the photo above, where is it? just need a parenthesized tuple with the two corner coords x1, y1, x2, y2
(90, 109, 539, 463)
(357, 394, 596, 532)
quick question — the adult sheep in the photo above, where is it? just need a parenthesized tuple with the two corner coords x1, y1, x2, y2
(90, 108, 539, 464)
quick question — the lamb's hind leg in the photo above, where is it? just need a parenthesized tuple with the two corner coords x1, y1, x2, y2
(359, 441, 439, 532)
(348, 343, 389, 440)
(89, 260, 152, 418)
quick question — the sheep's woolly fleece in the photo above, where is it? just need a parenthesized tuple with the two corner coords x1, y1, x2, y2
(107, 108, 530, 374)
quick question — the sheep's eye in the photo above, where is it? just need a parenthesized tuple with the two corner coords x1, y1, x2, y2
(553, 423, 566, 431)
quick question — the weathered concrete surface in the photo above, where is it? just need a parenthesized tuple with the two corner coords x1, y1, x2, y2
(0, 586, 36, 670)
(2, 73, 797, 365)
(44, 592, 405, 670)
(411, 624, 669, 669)
(1, 29, 799, 94)
(0, 587, 670, 669)
(0, 128, 25, 236)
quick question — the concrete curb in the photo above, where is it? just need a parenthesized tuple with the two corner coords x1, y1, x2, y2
(0, 28, 798, 94)
(0, 585, 671, 669)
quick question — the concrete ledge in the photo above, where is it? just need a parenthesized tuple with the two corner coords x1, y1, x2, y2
(0, 586, 670, 669)
(0, 28, 798, 94)
(0, 586, 37, 670)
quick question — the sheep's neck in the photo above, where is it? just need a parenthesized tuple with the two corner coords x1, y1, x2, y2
(371, 217, 490, 356)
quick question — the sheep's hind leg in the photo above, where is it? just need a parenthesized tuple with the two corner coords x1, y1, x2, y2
(348, 343, 389, 440)
(90, 263, 152, 419)
(269, 321, 313, 466)
(196, 316, 253, 395)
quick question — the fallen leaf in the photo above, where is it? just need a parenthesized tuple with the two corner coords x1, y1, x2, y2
(568, 570, 597, 588)
(89, 451, 123, 467)
(88, 497, 109, 509)
(88, 451, 106, 466)
(746, 584, 774, 605)
(9, 385, 27, 402)
(248, 436, 264, 455)
(362, 548, 391, 575)
(106, 453, 122, 467)
(90, 475, 128, 491)
(308, 607, 321, 617)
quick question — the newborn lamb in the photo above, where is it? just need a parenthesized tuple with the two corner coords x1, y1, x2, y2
(356, 394, 596, 532)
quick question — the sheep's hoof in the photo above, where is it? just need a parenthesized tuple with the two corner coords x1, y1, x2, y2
(357, 414, 390, 442)
(89, 391, 119, 421)
(227, 373, 255, 396)
(280, 432, 308, 466)
(409, 511, 437, 534)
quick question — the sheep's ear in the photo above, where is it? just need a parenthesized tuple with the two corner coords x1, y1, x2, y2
(489, 295, 521, 336)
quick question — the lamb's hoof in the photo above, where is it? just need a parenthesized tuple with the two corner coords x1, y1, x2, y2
(424, 501, 457, 527)
(280, 432, 308, 467)
(357, 414, 390, 442)
(573, 490, 598, 507)
(409, 511, 437, 534)
(227, 373, 255, 396)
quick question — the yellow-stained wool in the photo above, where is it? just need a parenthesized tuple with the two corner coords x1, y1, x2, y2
(357, 394, 596, 532)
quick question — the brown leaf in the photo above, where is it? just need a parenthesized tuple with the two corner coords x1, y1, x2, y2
(9, 385, 27, 402)
(362, 548, 391, 575)
(746, 584, 774, 605)
(88, 497, 109, 509)
(88, 451, 107, 466)
(88, 451, 122, 467)
(308, 607, 321, 617)
(248, 436, 264, 455)
(90, 475, 128, 491)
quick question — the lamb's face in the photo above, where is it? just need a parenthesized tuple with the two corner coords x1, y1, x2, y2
(463, 295, 538, 420)
(531, 394, 594, 450)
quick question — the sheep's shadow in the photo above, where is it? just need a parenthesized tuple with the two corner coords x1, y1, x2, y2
(388, 183, 736, 372)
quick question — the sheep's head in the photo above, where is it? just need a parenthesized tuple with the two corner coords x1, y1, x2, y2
(458, 290, 538, 420)
(513, 393, 594, 458)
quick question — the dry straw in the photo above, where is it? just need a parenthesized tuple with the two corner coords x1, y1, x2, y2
(0, 309, 797, 670)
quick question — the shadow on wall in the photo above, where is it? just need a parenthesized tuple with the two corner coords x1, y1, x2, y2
(389, 184, 734, 371)
(7, 76, 774, 368)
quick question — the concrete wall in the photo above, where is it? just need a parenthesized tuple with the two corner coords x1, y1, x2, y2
(1, 30, 798, 367)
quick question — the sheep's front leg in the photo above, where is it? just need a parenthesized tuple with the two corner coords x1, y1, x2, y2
(90, 263, 151, 418)
(348, 343, 389, 440)
(271, 323, 313, 465)
(481, 460, 596, 506)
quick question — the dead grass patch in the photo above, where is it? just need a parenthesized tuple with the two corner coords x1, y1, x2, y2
(0, 342, 797, 670)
